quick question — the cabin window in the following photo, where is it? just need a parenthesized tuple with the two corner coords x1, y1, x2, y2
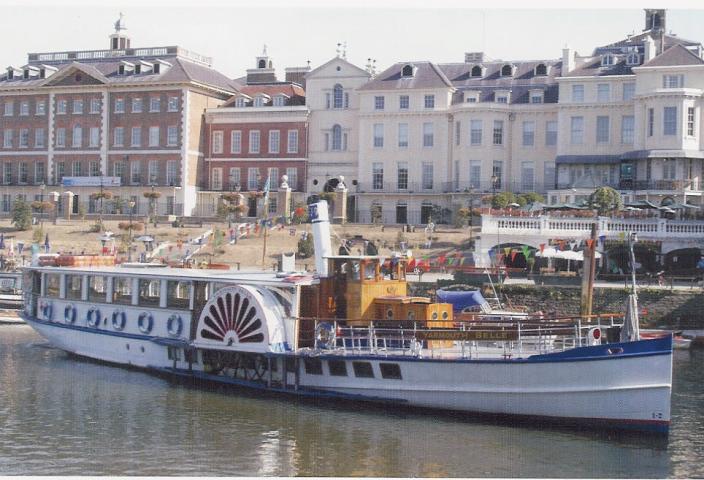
(167, 280, 191, 309)
(167, 347, 182, 361)
(328, 360, 348, 376)
(113, 277, 133, 305)
(65, 275, 82, 300)
(304, 358, 323, 375)
(379, 363, 402, 380)
(88, 276, 107, 302)
(45, 274, 60, 297)
(285, 357, 297, 373)
(138, 279, 161, 307)
(352, 361, 374, 378)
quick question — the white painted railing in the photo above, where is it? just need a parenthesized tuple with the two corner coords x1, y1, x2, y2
(482, 214, 704, 239)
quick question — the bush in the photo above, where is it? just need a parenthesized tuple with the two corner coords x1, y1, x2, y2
(292, 204, 308, 224)
(491, 191, 516, 209)
(32, 227, 44, 244)
(518, 192, 545, 205)
(12, 200, 32, 231)
(589, 186, 623, 216)
(297, 233, 314, 258)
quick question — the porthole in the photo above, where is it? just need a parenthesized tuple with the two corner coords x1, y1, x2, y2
(126, 343, 130, 350)
(386, 308, 394, 320)
(140, 346, 145, 353)
(442, 311, 449, 320)
(431, 311, 439, 320)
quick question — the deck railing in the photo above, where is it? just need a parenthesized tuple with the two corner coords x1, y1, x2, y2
(302, 314, 622, 359)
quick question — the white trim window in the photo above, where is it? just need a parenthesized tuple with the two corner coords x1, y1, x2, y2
(89, 161, 100, 177)
(273, 96, 285, 107)
(622, 83, 635, 101)
(268, 130, 280, 154)
(399, 95, 409, 110)
(421, 162, 434, 190)
(373, 124, 384, 148)
(398, 123, 409, 148)
(131, 98, 143, 113)
(331, 125, 343, 151)
(596, 116, 610, 144)
(73, 99, 83, 114)
(90, 98, 101, 114)
(167, 126, 178, 146)
(247, 167, 260, 190)
(287, 130, 298, 154)
(212, 131, 223, 154)
(72, 126, 82, 148)
(522, 121, 535, 146)
(234, 97, 247, 108)
(72, 161, 82, 177)
(130, 160, 141, 184)
(663, 107, 677, 135)
(545, 121, 558, 146)
(3, 101, 13, 116)
(521, 161, 534, 192)
(166, 161, 178, 186)
(89, 127, 100, 147)
(570, 116, 584, 145)
(285, 167, 297, 190)
(34, 128, 45, 148)
(20, 101, 29, 116)
(149, 97, 161, 112)
(35, 162, 45, 184)
(149, 126, 160, 147)
(687, 107, 696, 137)
(56, 100, 67, 114)
(148, 160, 159, 182)
(113, 127, 124, 147)
(571, 84, 584, 103)
(492, 120, 503, 145)
(372, 162, 384, 190)
(19, 129, 28, 148)
(374, 96, 385, 110)
(422, 122, 434, 147)
(597, 83, 610, 102)
(231, 131, 242, 153)
(249, 130, 260, 154)
(36, 101, 46, 115)
(663, 75, 684, 89)
(424, 95, 435, 109)
(333, 84, 344, 109)
(211, 167, 223, 190)
(469, 160, 481, 188)
(621, 115, 635, 144)
(131, 127, 142, 147)
(228, 167, 241, 189)
(114, 98, 124, 113)
(56, 128, 65, 147)
(397, 161, 408, 190)
(167, 96, 179, 112)
(470, 120, 482, 146)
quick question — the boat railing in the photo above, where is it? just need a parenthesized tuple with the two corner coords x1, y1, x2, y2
(302, 314, 623, 359)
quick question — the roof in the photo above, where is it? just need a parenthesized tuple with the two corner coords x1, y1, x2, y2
(641, 43, 704, 67)
(305, 56, 370, 79)
(0, 55, 240, 93)
(563, 56, 637, 77)
(598, 31, 701, 52)
(359, 61, 453, 91)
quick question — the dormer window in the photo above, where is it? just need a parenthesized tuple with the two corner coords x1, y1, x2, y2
(401, 64, 415, 77)
(6, 67, 21, 80)
(470, 65, 484, 77)
(153, 63, 160, 74)
(39, 64, 57, 79)
(258, 59, 266, 69)
(465, 91, 479, 103)
(534, 63, 548, 76)
(500, 64, 514, 77)
(118, 61, 134, 75)
(153, 60, 171, 75)
(234, 97, 247, 108)
(139, 61, 153, 74)
(134, 64, 141, 74)
(529, 89, 544, 104)
(273, 95, 286, 107)
(495, 91, 510, 103)
(626, 53, 640, 66)
(253, 96, 267, 107)
(601, 54, 615, 66)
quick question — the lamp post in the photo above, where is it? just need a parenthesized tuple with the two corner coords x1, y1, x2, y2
(150, 173, 157, 228)
(128, 199, 136, 262)
(628, 232, 638, 294)
(491, 174, 501, 281)
(39, 182, 46, 227)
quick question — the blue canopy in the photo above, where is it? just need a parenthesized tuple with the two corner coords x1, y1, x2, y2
(436, 289, 489, 313)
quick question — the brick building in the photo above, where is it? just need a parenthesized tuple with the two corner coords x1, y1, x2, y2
(202, 49, 309, 217)
(0, 16, 237, 217)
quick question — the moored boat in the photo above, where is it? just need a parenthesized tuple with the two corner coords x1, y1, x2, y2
(19, 201, 673, 434)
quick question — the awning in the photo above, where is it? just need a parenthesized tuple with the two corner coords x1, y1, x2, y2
(535, 247, 602, 260)
(620, 149, 704, 160)
(555, 155, 622, 165)
(544, 203, 590, 211)
(436, 289, 490, 313)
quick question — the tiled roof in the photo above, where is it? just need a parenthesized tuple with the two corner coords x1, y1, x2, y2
(0, 55, 239, 93)
(641, 43, 704, 67)
(359, 61, 453, 91)
(563, 57, 636, 77)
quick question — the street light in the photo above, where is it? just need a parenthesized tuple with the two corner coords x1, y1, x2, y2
(128, 199, 136, 262)
(39, 182, 46, 227)
(491, 174, 501, 280)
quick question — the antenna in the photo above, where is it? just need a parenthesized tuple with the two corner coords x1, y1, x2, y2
(114, 12, 126, 33)
(342, 41, 347, 60)
(336, 42, 342, 58)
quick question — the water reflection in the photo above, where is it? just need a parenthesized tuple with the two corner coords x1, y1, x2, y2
(0, 325, 702, 477)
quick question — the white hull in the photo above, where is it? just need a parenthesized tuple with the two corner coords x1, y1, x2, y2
(25, 316, 672, 433)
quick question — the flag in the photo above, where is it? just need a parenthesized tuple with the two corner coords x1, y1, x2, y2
(504, 247, 511, 257)
(510, 251, 518, 262)
(263, 175, 271, 200)
(618, 232, 625, 240)
(539, 243, 545, 254)
(521, 245, 530, 259)
(586, 239, 594, 249)
(599, 234, 606, 245)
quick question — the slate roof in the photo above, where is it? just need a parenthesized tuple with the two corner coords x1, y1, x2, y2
(598, 31, 700, 52)
(358, 61, 453, 91)
(222, 83, 305, 107)
(641, 43, 704, 67)
(0, 55, 240, 93)
(563, 57, 638, 77)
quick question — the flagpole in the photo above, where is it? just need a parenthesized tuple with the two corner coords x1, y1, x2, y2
(261, 175, 270, 268)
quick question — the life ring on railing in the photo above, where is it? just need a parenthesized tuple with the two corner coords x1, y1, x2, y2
(41, 301, 54, 321)
(167, 314, 183, 337)
(587, 327, 602, 346)
(138, 312, 154, 334)
(314, 322, 336, 350)
(112, 310, 127, 331)
(87, 307, 101, 328)
(410, 339, 423, 356)
(64, 304, 77, 324)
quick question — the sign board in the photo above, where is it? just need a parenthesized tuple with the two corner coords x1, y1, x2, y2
(61, 177, 122, 187)
(414, 329, 519, 342)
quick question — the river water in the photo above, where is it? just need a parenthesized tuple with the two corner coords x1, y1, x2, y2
(0, 324, 702, 477)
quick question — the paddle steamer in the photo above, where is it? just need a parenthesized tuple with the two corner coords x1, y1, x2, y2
(20, 201, 673, 433)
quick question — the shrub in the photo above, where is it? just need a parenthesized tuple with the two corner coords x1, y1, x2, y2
(589, 186, 623, 216)
(12, 200, 32, 231)
(297, 233, 314, 258)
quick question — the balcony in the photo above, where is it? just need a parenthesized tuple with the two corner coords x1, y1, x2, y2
(618, 179, 701, 191)
(355, 180, 549, 195)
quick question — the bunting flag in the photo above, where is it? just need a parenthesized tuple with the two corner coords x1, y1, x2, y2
(504, 247, 511, 257)
(599, 234, 606, 245)
(586, 239, 594, 249)
(521, 245, 530, 259)
(539, 243, 545, 254)
(446, 257, 454, 266)
(408, 258, 416, 269)
(488, 249, 495, 258)
(618, 231, 625, 240)
(459, 257, 466, 265)
(437, 255, 446, 265)
(510, 251, 518, 262)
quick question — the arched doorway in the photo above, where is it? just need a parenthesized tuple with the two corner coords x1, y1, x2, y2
(323, 178, 340, 193)
(605, 244, 658, 274)
(664, 248, 701, 274)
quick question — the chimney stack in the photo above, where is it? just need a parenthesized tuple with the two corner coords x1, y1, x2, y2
(562, 46, 575, 74)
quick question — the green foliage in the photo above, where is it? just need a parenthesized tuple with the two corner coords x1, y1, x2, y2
(297, 233, 314, 258)
(292, 203, 308, 224)
(12, 200, 32, 231)
(32, 226, 44, 243)
(517, 192, 544, 206)
(589, 186, 623, 216)
(491, 191, 516, 209)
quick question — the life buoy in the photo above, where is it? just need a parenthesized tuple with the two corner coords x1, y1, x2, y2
(314, 322, 336, 350)
(112, 310, 127, 331)
(64, 304, 76, 324)
(41, 301, 53, 321)
(87, 308, 101, 328)
(167, 314, 183, 337)
(138, 312, 154, 334)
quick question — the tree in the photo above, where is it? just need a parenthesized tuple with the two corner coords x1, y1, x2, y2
(297, 233, 314, 258)
(491, 191, 516, 209)
(589, 186, 623, 216)
(12, 200, 32, 231)
(517, 192, 545, 206)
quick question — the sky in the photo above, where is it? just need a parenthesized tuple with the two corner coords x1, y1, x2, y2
(1, 1, 704, 79)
